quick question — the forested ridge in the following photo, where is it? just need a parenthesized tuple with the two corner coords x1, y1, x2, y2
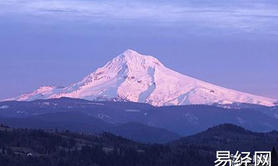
(0, 124, 277, 166)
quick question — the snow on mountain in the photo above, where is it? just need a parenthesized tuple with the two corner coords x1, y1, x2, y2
(7, 49, 277, 106)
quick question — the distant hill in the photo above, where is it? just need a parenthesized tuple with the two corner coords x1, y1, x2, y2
(107, 122, 180, 143)
(0, 97, 277, 137)
(0, 111, 180, 144)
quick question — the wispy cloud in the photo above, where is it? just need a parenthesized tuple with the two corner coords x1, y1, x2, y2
(0, 0, 277, 34)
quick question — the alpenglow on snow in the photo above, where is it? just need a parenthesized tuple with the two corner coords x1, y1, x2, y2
(7, 49, 277, 106)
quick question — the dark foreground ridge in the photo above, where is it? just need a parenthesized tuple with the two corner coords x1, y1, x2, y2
(0, 124, 277, 166)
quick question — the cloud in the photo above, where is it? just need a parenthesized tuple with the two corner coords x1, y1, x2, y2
(0, 0, 277, 34)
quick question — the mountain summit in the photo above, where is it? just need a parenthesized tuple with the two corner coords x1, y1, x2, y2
(8, 49, 277, 106)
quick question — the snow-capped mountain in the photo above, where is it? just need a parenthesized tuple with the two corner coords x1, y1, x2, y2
(7, 49, 277, 106)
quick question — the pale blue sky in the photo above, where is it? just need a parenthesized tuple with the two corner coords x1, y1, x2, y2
(0, 0, 277, 99)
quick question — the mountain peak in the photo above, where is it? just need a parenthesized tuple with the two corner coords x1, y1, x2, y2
(122, 49, 141, 56)
(114, 49, 163, 68)
(6, 49, 277, 106)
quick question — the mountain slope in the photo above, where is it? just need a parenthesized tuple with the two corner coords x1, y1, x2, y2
(7, 49, 277, 106)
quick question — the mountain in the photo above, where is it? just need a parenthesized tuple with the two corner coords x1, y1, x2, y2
(6, 49, 277, 106)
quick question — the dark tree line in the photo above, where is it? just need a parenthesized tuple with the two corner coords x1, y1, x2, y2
(0, 124, 277, 166)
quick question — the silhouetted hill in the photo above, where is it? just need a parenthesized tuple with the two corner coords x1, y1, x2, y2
(0, 111, 112, 133)
(173, 123, 278, 152)
(107, 122, 180, 143)
(0, 111, 179, 143)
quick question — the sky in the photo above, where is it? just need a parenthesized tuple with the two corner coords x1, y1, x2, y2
(0, 0, 278, 100)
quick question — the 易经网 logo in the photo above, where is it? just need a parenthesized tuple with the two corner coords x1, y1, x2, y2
(215, 151, 271, 166)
